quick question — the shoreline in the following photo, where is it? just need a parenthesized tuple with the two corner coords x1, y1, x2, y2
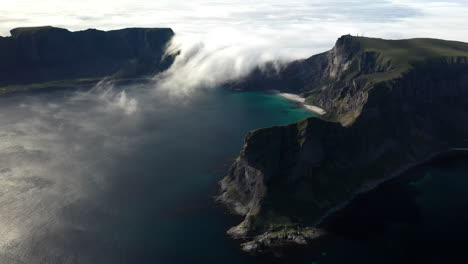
(276, 92, 326, 115)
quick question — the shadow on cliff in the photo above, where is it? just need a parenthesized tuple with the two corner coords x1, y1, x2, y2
(316, 154, 468, 263)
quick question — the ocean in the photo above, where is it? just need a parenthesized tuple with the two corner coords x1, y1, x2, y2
(0, 82, 466, 264)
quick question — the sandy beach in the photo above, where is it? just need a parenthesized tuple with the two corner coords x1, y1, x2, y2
(278, 93, 326, 115)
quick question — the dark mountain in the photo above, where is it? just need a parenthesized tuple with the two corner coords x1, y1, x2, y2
(219, 35, 468, 253)
(0, 26, 175, 91)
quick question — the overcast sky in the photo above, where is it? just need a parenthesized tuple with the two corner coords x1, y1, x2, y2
(2, 0, 468, 53)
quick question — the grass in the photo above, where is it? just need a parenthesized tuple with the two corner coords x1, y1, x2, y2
(0, 77, 105, 94)
(353, 36, 468, 83)
(304, 36, 468, 124)
(236, 36, 468, 238)
(357, 37, 468, 63)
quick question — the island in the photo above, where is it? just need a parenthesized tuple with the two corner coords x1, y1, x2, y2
(0, 26, 175, 92)
(219, 35, 468, 253)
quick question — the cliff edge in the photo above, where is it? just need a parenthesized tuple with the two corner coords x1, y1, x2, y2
(0, 26, 175, 91)
(219, 35, 468, 253)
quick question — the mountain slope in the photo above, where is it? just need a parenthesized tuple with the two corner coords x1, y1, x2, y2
(232, 35, 468, 126)
(220, 35, 468, 253)
(0, 26, 175, 91)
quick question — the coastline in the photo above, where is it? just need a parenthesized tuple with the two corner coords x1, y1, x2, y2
(277, 92, 326, 115)
(247, 149, 468, 255)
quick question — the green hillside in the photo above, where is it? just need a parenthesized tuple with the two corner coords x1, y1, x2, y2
(349, 36, 468, 83)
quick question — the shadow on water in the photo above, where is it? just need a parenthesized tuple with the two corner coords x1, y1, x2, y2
(267, 153, 468, 264)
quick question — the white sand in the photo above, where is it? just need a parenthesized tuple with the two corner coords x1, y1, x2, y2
(278, 93, 326, 115)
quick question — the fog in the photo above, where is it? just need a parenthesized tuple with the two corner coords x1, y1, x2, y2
(0, 84, 141, 262)
(0, 83, 219, 262)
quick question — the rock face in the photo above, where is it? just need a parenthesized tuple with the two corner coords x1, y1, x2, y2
(0, 26, 175, 88)
(231, 35, 468, 126)
(219, 35, 468, 254)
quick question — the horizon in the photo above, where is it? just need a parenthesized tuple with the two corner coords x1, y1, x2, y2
(2, 0, 468, 58)
(4, 26, 468, 44)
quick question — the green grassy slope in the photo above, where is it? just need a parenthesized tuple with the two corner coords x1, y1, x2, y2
(220, 36, 468, 253)
(353, 36, 468, 81)
(301, 36, 468, 125)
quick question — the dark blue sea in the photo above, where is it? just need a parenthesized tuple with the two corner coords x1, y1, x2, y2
(0, 82, 466, 263)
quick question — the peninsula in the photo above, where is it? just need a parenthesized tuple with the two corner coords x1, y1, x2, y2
(219, 35, 468, 253)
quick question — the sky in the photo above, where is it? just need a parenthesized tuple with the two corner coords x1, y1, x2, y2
(2, 0, 468, 55)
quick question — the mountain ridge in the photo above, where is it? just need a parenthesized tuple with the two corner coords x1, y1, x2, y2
(219, 35, 468, 254)
(231, 35, 468, 126)
(0, 26, 175, 92)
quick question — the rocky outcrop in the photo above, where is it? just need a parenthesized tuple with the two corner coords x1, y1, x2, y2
(0, 26, 175, 89)
(220, 36, 468, 254)
(230, 35, 468, 126)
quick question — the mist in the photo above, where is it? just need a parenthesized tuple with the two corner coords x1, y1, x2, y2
(0, 83, 213, 262)
(0, 84, 143, 262)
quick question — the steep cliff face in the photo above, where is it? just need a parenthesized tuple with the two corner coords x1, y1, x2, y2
(220, 36, 468, 253)
(232, 35, 468, 126)
(0, 26, 175, 89)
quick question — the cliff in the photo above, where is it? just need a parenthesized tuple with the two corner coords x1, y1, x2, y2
(0, 26, 175, 91)
(232, 35, 468, 126)
(219, 35, 468, 253)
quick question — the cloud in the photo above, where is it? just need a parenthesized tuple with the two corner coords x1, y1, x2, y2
(153, 28, 287, 95)
(90, 81, 139, 115)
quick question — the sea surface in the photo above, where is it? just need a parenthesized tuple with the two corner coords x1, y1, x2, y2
(0, 82, 467, 264)
(0, 82, 313, 264)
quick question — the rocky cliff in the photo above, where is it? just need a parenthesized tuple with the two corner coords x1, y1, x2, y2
(232, 35, 468, 126)
(0, 26, 175, 90)
(220, 35, 468, 253)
